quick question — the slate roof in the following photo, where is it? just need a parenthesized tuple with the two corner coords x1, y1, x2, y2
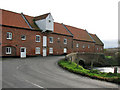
(90, 34, 104, 45)
(64, 24, 95, 42)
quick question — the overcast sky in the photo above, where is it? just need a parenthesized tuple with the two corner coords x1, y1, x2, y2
(0, 0, 119, 48)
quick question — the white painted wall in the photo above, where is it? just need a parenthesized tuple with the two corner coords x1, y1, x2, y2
(35, 19, 46, 31)
(46, 14, 54, 32)
(35, 13, 54, 32)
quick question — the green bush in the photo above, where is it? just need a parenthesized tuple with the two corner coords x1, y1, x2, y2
(58, 59, 120, 84)
(90, 69, 100, 74)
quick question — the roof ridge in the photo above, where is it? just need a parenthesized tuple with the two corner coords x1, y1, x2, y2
(1, 9, 34, 18)
(21, 13, 33, 29)
(64, 24, 85, 31)
(85, 30, 96, 42)
(34, 13, 50, 18)
(62, 23, 74, 36)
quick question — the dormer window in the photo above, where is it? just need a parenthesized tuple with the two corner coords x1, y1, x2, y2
(49, 20, 51, 23)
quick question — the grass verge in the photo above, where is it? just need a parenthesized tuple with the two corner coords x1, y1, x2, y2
(58, 59, 120, 84)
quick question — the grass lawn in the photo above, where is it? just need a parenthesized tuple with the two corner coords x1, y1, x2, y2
(58, 59, 120, 84)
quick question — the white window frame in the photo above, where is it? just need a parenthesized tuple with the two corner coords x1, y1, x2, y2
(7, 32, 12, 40)
(49, 48, 53, 54)
(76, 43, 79, 48)
(21, 35, 26, 40)
(6, 47, 11, 54)
(49, 37, 53, 43)
(82, 45, 85, 48)
(35, 47, 40, 54)
(64, 38, 67, 44)
(36, 35, 41, 42)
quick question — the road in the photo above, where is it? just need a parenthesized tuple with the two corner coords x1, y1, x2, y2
(2, 56, 119, 89)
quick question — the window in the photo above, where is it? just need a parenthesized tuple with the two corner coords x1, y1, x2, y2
(49, 37, 53, 43)
(49, 48, 53, 54)
(64, 38, 67, 44)
(6, 47, 11, 54)
(97, 48, 99, 50)
(48, 20, 51, 23)
(76, 43, 79, 48)
(35, 47, 40, 54)
(21, 35, 26, 40)
(7, 32, 12, 40)
(88, 45, 90, 48)
(36, 35, 40, 42)
(83, 45, 85, 48)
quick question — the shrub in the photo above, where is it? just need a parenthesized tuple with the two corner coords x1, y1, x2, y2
(90, 69, 100, 74)
(58, 59, 120, 84)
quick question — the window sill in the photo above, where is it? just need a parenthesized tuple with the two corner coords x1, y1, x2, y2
(7, 38, 12, 40)
(6, 53, 11, 55)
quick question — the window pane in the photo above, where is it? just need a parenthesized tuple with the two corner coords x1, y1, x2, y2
(7, 32, 12, 39)
(6, 47, 11, 54)
(49, 37, 53, 43)
(49, 48, 53, 54)
(36, 35, 40, 42)
(64, 39, 67, 44)
(21, 35, 26, 40)
(36, 47, 40, 54)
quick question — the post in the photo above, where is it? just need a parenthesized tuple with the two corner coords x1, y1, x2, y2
(114, 67, 117, 73)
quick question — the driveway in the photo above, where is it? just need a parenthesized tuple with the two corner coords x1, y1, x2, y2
(2, 56, 119, 88)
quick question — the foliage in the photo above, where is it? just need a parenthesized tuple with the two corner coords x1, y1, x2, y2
(105, 56, 112, 59)
(58, 59, 120, 84)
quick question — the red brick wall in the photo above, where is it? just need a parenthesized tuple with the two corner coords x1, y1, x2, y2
(1, 26, 104, 57)
(0, 28, 2, 56)
(95, 44, 104, 53)
(2, 26, 43, 57)
(73, 40, 95, 53)
(47, 33, 73, 55)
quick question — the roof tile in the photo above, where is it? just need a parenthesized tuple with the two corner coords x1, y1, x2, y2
(64, 25, 94, 42)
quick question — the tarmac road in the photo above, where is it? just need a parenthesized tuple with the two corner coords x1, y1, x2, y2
(2, 56, 119, 89)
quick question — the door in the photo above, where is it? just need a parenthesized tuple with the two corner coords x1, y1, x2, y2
(20, 47, 26, 58)
(43, 48, 47, 56)
(64, 48, 67, 53)
(43, 36, 47, 46)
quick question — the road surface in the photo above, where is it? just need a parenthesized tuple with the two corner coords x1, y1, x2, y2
(2, 56, 119, 89)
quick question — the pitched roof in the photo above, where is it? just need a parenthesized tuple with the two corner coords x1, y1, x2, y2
(90, 34, 104, 45)
(34, 13, 50, 21)
(1, 9, 31, 29)
(64, 24, 95, 42)
(54, 22, 72, 36)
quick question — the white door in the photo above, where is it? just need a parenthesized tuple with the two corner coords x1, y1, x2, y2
(43, 36, 47, 46)
(20, 47, 26, 58)
(64, 48, 67, 53)
(43, 48, 47, 56)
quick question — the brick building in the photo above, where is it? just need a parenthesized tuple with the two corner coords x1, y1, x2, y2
(0, 9, 104, 58)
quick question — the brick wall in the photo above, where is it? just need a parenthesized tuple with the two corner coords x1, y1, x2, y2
(1, 26, 104, 57)
(73, 40, 95, 53)
(2, 26, 43, 57)
(47, 33, 73, 55)
(95, 44, 104, 53)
